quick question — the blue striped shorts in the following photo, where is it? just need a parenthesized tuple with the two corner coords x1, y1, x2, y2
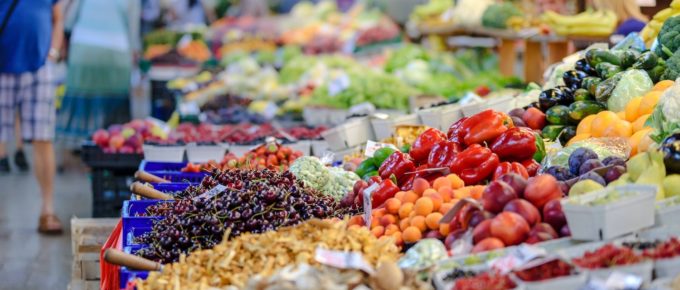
(0, 63, 55, 142)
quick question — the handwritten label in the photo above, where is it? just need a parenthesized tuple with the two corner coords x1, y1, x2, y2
(315, 248, 375, 274)
(363, 183, 379, 228)
(364, 140, 399, 157)
(193, 184, 227, 201)
(328, 72, 351, 97)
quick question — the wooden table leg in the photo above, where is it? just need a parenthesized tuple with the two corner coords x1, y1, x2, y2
(547, 41, 569, 66)
(524, 40, 544, 84)
(498, 38, 515, 77)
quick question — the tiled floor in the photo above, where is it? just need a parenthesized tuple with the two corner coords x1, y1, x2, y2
(0, 162, 92, 290)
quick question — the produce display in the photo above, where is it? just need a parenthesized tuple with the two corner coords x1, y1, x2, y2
(91, 120, 166, 153)
(513, 259, 575, 282)
(572, 244, 644, 269)
(135, 170, 353, 263)
(181, 143, 303, 172)
(136, 219, 401, 289)
(452, 272, 516, 290)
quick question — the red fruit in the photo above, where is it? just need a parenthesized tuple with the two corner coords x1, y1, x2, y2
(473, 220, 493, 244)
(497, 173, 527, 198)
(444, 229, 467, 249)
(531, 223, 559, 238)
(522, 107, 546, 130)
(543, 199, 567, 231)
(482, 181, 518, 214)
(490, 212, 530, 246)
(469, 210, 494, 229)
(560, 225, 571, 237)
(524, 175, 562, 210)
(109, 135, 125, 150)
(472, 237, 506, 253)
(503, 199, 541, 226)
(353, 180, 369, 194)
(92, 129, 110, 147)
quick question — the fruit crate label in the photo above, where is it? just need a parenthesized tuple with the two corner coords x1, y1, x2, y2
(364, 140, 398, 157)
(193, 184, 227, 201)
(315, 247, 374, 274)
(363, 183, 379, 228)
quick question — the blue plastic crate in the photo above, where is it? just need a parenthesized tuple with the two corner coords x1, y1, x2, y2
(120, 245, 149, 289)
(130, 182, 191, 201)
(138, 160, 208, 183)
(138, 160, 187, 172)
(121, 200, 166, 247)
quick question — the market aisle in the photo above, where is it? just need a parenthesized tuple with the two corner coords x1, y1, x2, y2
(0, 162, 91, 290)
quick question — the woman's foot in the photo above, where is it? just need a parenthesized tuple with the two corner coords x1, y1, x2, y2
(0, 158, 9, 174)
(38, 214, 63, 235)
(14, 150, 29, 172)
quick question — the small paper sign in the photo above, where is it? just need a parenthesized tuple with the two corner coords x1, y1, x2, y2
(363, 183, 379, 228)
(178, 101, 200, 116)
(193, 184, 227, 201)
(488, 244, 547, 274)
(328, 72, 351, 96)
(315, 248, 375, 274)
(364, 140, 399, 157)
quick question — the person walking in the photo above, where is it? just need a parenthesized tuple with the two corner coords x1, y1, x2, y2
(0, 0, 64, 234)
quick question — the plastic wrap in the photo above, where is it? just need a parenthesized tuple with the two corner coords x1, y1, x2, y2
(607, 69, 653, 112)
(398, 239, 448, 271)
(541, 137, 631, 170)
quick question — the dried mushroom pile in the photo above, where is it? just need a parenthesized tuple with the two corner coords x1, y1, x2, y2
(136, 219, 401, 290)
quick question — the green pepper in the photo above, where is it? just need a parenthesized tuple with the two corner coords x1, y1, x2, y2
(586, 48, 621, 67)
(362, 170, 379, 181)
(573, 88, 594, 101)
(632, 51, 659, 70)
(615, 50, 639, 69)
(581, 77, 602, 96)
(355, 159, 378, 178)
(558, 126, 577, 146)
(647, 63, 667, 83)
(542, 125, 565, 141)
(546, 105, 571, 125)
(533, 132, 546, 162)
(595, 62, 622, 79)
(568, 100, 606, 122)
(373, 147, 396, 167)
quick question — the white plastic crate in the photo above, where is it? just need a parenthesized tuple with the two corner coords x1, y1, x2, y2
(321, 117, 374, 151)
(654, 197, 680, 227)
(655, 257, 680, 278)
(370, 114, 420, 140)
(581, 261, 654, 284)
(460, 96, 516, 117)
(561, 185, 656, 241)
(330, 145, 363, 163)
(287, 140, 311, 156)
(416, 104, 462, 130)
(310, 140, 330, 157)
(228, 144, 253, 158)
(185, 143, 227, 163)
(142, 145, 185, 162)
(511, 272, 587, 290)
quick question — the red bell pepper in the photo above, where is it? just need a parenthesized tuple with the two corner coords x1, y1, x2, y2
(521, 159, 541, 177)
(427, 140, 462, 168)
(409, 128, 446, 163)
(447, 117, 468, 144)
(492, 162, 529, 180)
(371, 179, 400, 208)
(450, 144, 500, 185)
(460, 110, 513, 146)
(490, 127, 537, 161)
(378, 151, 415, 186)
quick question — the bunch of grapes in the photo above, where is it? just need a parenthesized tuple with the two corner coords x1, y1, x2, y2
(135, 169, 358, 263)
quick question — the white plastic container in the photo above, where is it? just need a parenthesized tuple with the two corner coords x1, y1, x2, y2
(580, 261, 654, 284)
(310, 140, 329, 157)
(460, 96, 515, 117)
(228, 144, 254, 158)
(185, 143, 227, 163)
(511, 272, 587, 290)
(370, 114, 420, 140)
(654, 197, 680, 227)
(655, 257, 680, 278)
(142, 145, 185, 162)
(330, 145, 363, 163)
(321, 117, 374, 151)
(416, 104, 462, 130)
(287, 140, 311, 156)
(302, 107, 330, 126)
(561, 185, 656, 241)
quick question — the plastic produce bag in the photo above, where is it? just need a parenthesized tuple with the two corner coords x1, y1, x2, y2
(607, 69, 653, 112)
(611, 32, 646, 52)
(541, 137, 631, 170)
(398, 239, 448, 271)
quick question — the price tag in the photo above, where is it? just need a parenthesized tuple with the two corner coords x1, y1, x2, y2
(178, 101, 200, 116)
(315, 248, 375, 274)
(193, 184, 227, 201)
(261, 101, 278, 120)
(488, 244, 547, 274)
(364, 140, 399, 157)
(177, 34, 192, 49)
(328, 72, 350, 96)
(363, 183, 379, 228)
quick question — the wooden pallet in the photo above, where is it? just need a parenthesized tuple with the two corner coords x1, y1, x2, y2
(70, 217, 118, 283)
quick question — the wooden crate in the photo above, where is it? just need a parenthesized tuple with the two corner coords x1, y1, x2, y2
(68, 279, 99, 290)
(70, 217, 118, 282)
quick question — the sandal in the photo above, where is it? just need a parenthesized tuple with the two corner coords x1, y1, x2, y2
(38, 214, 63, 235)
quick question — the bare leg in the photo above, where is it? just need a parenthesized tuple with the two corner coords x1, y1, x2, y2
(0, 142, 6, 158)
(14, 114, 23, 151)
(33, 141, 55, 215)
